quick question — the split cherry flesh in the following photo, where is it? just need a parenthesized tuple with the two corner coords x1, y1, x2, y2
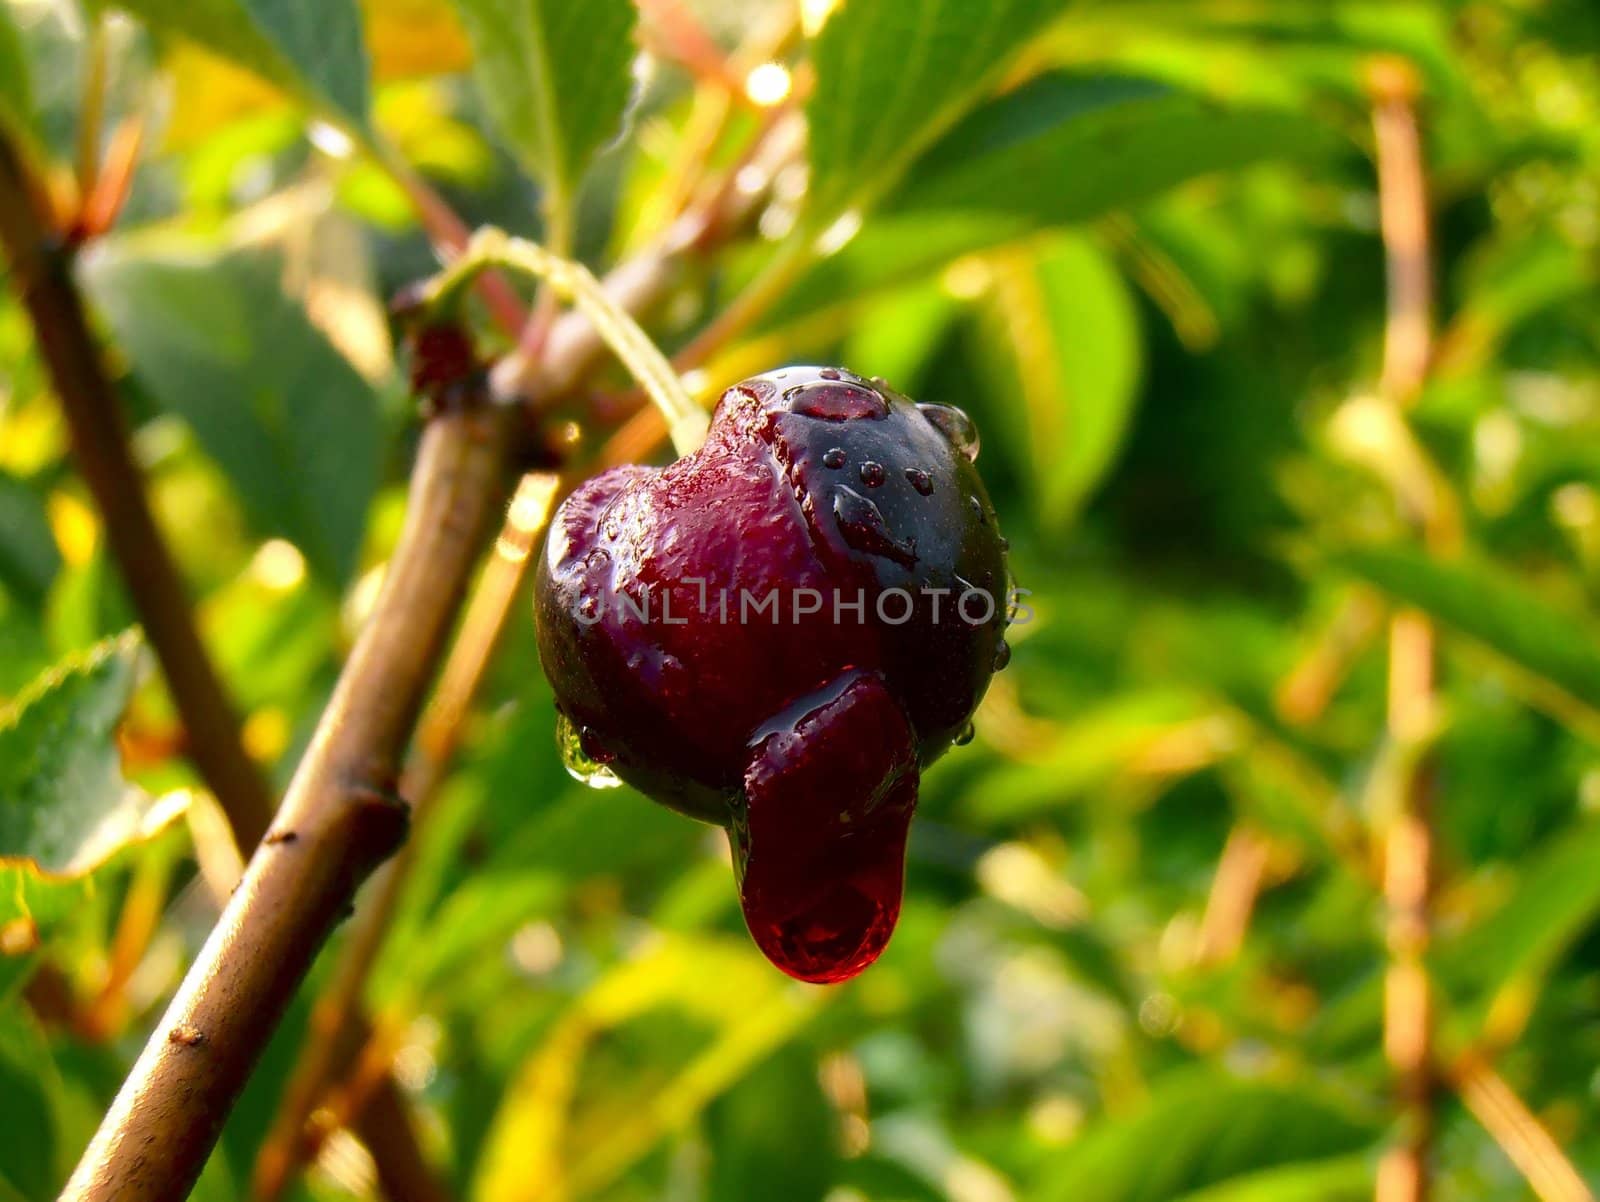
(534, 367, 1010, 982)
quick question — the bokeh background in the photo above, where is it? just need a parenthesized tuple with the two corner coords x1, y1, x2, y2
(2, 1, 1600, 1200)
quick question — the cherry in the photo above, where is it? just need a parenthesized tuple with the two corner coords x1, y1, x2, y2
(535, 367, 1010, 982)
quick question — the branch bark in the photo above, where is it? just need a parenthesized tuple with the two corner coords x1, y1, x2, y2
(0, 130, 274, 854)
(60, 399, 514, 1201)
(252, 115, 807, 1193)
(252, 475, 560, 1202)
(46, 94, 801, 1198)
(2, 124, 458, 1202)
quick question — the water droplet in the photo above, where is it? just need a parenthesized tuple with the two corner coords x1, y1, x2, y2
(584, 547, 610, 570)
(970, 495, 986, 523)
(917, 402, 980, 462)
(819, 367, 841, 380)
(904, 468, 933, 495)
(954, 722, 976, 746)
(998, 536, 1010, 553)
(870, 375, 890, 389)
(993, 640, 1012, 671)
(859, 461, 885, 487)
(556, 712, 622, 790)
(784, 380, 889, 421)
(822, 447, 847, 469)
(833, 486, 917, 568)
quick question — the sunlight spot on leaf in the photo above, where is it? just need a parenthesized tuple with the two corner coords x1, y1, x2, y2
(251, 538, 307, 591)
(744, 62, 792, 108)
(47, 491, 97, 568)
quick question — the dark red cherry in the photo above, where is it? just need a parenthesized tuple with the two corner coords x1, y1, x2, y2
(534, 366, 1010, 982)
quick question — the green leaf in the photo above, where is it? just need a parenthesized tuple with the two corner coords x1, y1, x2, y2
(0, 633, 187, 936)
(841, 283, 961, 399)
(1174, 1156, 1372, 1202)
(706, 1045, 839, 1202)
(0, 2, 31, 134)
(1330, 546, 1600, 731)
(1029, 1070, 1378, 1202)
(474, 934, 824, 1202)
(81, 242, 382, 586)
(966, 690, 1212, 823)
(0, 631, 146, 874)
(980, 232, 1143, 526)
(450, 0, 636, 239)
(0, 1009, 66, 1202)
(101, 0, 369, 127)
(1437, 818, 1600, 1019)
(898, 73, 1342, 224)
(805, 0, 1064, 222)
(0, 472, 60, 611)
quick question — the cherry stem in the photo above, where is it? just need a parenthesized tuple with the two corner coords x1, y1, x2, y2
(427, 228, 710, 456)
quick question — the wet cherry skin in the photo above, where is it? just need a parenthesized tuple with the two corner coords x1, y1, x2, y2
(534, 366, 1009, 982)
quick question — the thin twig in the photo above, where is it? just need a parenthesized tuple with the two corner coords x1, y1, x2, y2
(1449, 1054, 1596, 1202)
(253, 475, 561, 1202)
(354, 1079, 456, 1202)
(0, 129, 276, 854)
(261, 113, 805, 1183)
(430, 229, 709, 455)
(60, 155, 761, 1196)
(60, 393, 514, 1201)
(1367, 56, 1438, 1202)
(74, 14, 109, 208)
(1193, 824, 1271, 967)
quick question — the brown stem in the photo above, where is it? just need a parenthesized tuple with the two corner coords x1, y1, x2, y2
(60, 398, 514, 1201)
(1370, 59, 1433, 407)
(0, 129, 275, 854)
(1193, 825, 1271, 968)
(354, 1078, 455, 1202)
(253, 475, 560, 1201)
(1367, 56, 1438, 1202)
(1449, 1054, 1596, 1202)
(60, 166, 748, 1195)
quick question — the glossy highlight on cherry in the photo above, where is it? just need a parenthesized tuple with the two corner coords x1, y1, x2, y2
(534, 366, 1011, 983)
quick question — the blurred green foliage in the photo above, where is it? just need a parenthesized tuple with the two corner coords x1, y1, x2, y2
(2, 0, 1599, 1200)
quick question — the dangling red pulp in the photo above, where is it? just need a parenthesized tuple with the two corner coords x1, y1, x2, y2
(734, 671, 918, 983)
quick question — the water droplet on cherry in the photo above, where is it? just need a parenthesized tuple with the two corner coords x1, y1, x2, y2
(954, 722, 976, 746)
(916, 402, 979, 462)
(904, 468, 933, 495)
(859, 461, 885, 487)
(784, 380, 888, 421)
(833, 486, 917, 567)
(556, 712, 622, 789)
(970, 495, 986, 523)
(993, 640, 1011, 671)
(822, 447, 847, 469)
